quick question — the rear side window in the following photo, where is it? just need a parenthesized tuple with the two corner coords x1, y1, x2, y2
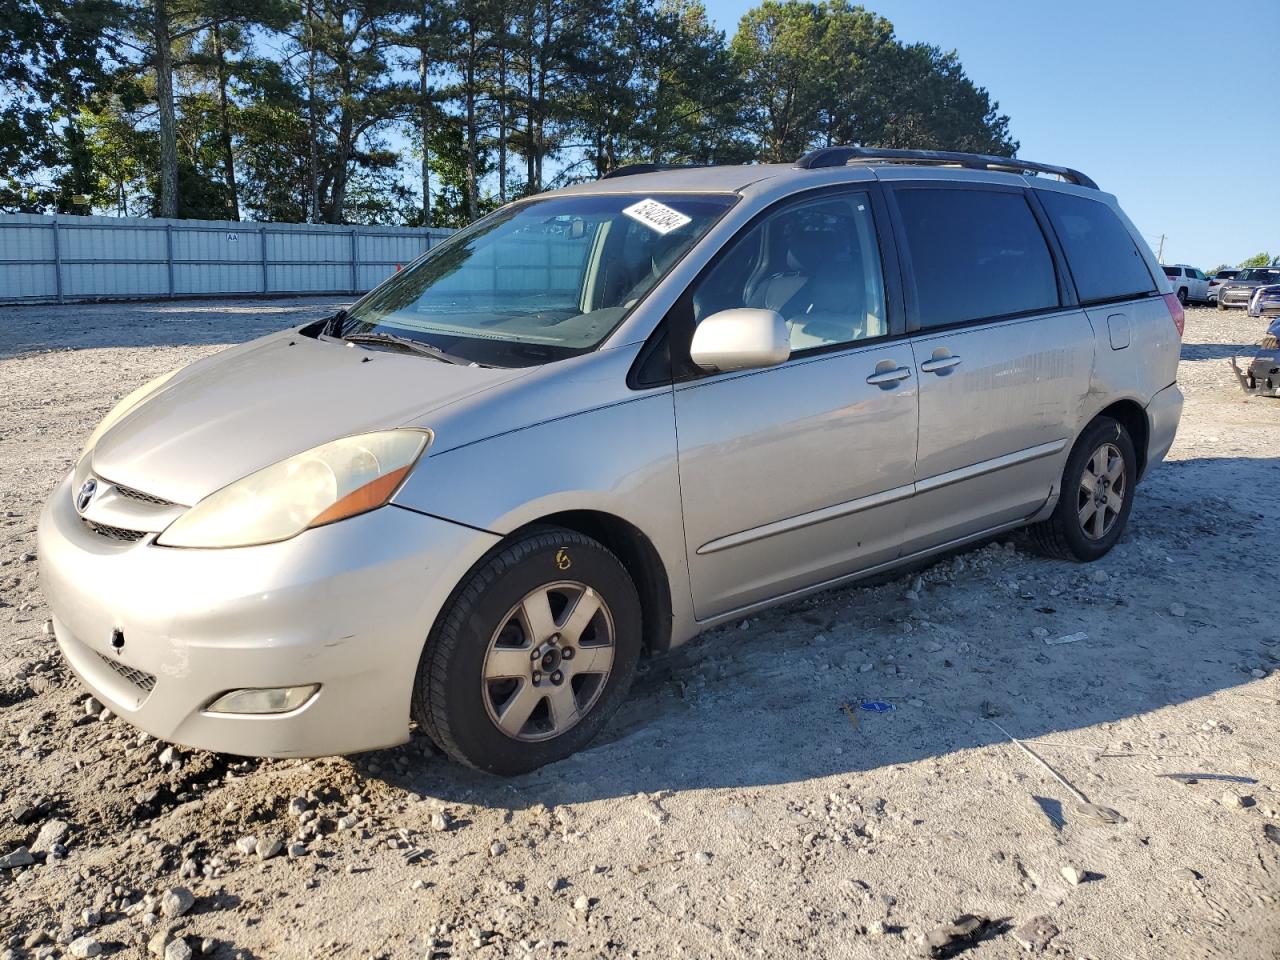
(895, 188, 1059, 328)
(1163, 266, 1181, 278)
(1039, 191, 1155, 303)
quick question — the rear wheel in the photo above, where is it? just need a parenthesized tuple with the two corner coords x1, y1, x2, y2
(1177, 288, 1188, 306)
(413, 527, 641, 775)
(1029, 417, 1137, 562)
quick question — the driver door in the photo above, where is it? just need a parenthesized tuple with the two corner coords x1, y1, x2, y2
(671, 188, 919, 620)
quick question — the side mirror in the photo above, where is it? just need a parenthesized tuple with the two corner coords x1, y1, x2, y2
(689, 308, 790, 373)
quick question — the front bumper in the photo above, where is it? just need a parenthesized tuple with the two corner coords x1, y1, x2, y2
(1230, 352, 1280, 397)
(1247, 301, 1280, 319)
(1219, 290, 1256, 307)
(37, 474, 499, 757)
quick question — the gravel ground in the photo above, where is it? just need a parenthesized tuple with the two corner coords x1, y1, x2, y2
(1, 302, 1278, 960)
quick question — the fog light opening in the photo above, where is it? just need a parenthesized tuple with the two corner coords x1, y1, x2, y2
(204, 685, 320, 715)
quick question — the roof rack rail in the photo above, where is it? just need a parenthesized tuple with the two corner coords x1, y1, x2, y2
(793, 146, 1098, 190)
(599, 163, 707, 180)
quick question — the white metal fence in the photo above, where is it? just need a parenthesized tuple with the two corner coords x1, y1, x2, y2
(0, 213, 454, 304)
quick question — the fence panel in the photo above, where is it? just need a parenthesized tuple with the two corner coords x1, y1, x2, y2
(0, 213, 453, 305)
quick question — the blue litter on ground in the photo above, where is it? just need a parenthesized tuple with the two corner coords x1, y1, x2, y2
(860, 700, 895, 713)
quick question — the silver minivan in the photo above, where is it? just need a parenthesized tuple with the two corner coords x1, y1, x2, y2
(38, 148, 1185, 774)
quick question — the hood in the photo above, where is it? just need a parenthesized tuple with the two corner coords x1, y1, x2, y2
(91, 332, 524, 505)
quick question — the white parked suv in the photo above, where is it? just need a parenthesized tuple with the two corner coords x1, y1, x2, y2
(1161, 264, 1208, 305)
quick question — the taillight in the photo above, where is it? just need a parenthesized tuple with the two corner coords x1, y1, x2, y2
(1163, 292, 1185, 337)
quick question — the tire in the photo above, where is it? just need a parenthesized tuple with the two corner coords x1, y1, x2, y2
(1177, 288, 1188, 306)
(1029, 417, 1137, 563)
(412, 526, 642, 775)
(1218, 298, 1228, 311)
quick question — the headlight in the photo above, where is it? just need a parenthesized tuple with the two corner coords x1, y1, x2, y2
(74, 367, 184, 487)
(156, 429, 431, 548)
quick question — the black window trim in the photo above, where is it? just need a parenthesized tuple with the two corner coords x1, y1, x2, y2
(628, 180, 906, 389)
(882, 179, 1072, 336)
(1032, 187, 1160, 308)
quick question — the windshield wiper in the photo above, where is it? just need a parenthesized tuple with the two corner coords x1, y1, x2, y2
(342, 331, 471, 366)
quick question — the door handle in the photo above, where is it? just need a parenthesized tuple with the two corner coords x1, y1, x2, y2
(866, 365, 912, 386)
(920, 354, 962, 374)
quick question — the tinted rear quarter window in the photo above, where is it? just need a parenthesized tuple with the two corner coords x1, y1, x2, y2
(1039, 191, 1155, 303)
(1163, 266, 1181, 278)
(894, 188, 1059, 328)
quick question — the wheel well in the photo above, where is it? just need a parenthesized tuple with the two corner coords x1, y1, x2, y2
(515, 510, 673, 654)
(1094, 399, 1149, 479)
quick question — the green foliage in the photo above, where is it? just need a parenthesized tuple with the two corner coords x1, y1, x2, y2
(1, 0, 1022, 223)
(1240, 252, 1273, 268)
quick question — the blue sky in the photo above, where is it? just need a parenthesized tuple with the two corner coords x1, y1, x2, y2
(699, 0, 1279, 269)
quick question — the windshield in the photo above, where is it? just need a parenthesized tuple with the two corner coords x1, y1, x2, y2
(339, 192, 736, 367)
(1239, 269, 1280, 282)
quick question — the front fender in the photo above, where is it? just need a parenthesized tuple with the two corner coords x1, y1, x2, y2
(393, 390, 698, 646)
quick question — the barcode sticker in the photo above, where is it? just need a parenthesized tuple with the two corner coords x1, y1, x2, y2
(622, 199, 692, 235)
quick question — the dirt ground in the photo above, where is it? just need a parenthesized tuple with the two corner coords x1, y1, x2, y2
(1, 299, 1278, 960)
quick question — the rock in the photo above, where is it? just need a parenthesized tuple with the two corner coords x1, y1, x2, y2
(430, 811, 452, 833)
(921, 640, 943, 653)
(83, 698, 103, 717)
(1169, 603, 1186, 617)
(158, 746, 178, 766)
(235, 836, 257, 855)
(178, 857, 199, 879)
(1089, 569, 1108, 584)
(287, 842, 307, 858)
(287, 797, 308, 816)
(693, 851, 713, 865)
(164, 939, 193, 960)
(0, 846, 34, 869)
(573, 894, 591, 913)
(200, 939, 216, 956)
(147, 930, 173, 957)
(858, 662, 873, 673)
(1221, 791, 1245, 809)
(489, 840, 507, 857)
(1012, 915, 1059, 952)
(68, 937, 101, 958)
(158, 886, 194, 919)
(30, 819, 70, 854)
(1060, 865, 1086, 886)
(13, 804, 38, 825)
(923, 914, 990, 955)
(1251, 668, 1267, 679)
(1173, 867, 1200, 882)
(256, 837, 283, 860)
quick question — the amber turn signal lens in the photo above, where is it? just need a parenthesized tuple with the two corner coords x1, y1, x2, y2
(309, 465, 413, 528)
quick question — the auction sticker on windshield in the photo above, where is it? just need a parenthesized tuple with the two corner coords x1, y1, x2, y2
(622, 198, 692, 235)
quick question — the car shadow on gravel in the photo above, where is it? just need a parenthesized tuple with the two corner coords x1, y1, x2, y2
(357, 452, 1279, 810)
(1181, 342, 1260, 361)
(0, 297, 349, 358)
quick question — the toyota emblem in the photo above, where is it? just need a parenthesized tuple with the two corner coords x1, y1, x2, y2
(76, 478, 98, 514)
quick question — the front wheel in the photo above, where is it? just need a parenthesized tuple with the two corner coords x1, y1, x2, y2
(1029, 417, 1137, 562)
(412, 527, 642, 775)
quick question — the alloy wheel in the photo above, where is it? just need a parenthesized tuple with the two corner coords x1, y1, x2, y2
(481, 581, 615, 742)
(1077, 442, 1126, 540)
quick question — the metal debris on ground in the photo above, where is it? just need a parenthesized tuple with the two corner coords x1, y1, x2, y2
(1044, 632, 1087, 646)
(988, 719, 1125, 825)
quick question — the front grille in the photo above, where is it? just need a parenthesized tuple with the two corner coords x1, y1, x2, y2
(95, 652, 157, 693)
(84, 520, 147, 542)
(112, 483, 173, 507)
